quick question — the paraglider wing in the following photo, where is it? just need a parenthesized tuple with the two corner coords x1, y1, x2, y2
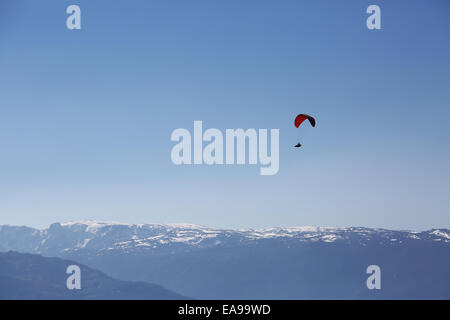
(294, 114, 316, 128)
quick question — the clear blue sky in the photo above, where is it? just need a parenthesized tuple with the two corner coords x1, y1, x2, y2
(0, 0, 449, 230)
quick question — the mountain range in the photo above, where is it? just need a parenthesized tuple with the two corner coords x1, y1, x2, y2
(1, 221, 449, 299)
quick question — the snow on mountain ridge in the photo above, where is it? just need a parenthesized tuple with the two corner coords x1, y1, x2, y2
(56, 221, 450, 242)
(30, 221, 450, 241)
(430, 230, 450, 239)
(58, 221, 365, 234)
(60, 220, 211, 232)
(1, 221, 449, 256)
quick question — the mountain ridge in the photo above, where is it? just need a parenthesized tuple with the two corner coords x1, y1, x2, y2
(1, 220, 449, 256)
(1, 221, 449, 299)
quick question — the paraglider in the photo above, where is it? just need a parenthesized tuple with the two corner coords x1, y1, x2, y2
(294, 114, 315, 148)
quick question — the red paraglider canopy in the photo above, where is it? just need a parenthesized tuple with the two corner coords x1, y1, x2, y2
(295, 114, 316, 128)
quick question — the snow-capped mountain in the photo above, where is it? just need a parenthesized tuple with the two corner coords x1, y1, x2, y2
(0, 220, 448, 256)
(1, 221, 449, 299)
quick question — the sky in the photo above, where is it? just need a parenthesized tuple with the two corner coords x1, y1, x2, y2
(0, 0, 449, 230)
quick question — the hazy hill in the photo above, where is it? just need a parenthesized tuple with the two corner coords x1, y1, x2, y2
(0, 251, 185, 300)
